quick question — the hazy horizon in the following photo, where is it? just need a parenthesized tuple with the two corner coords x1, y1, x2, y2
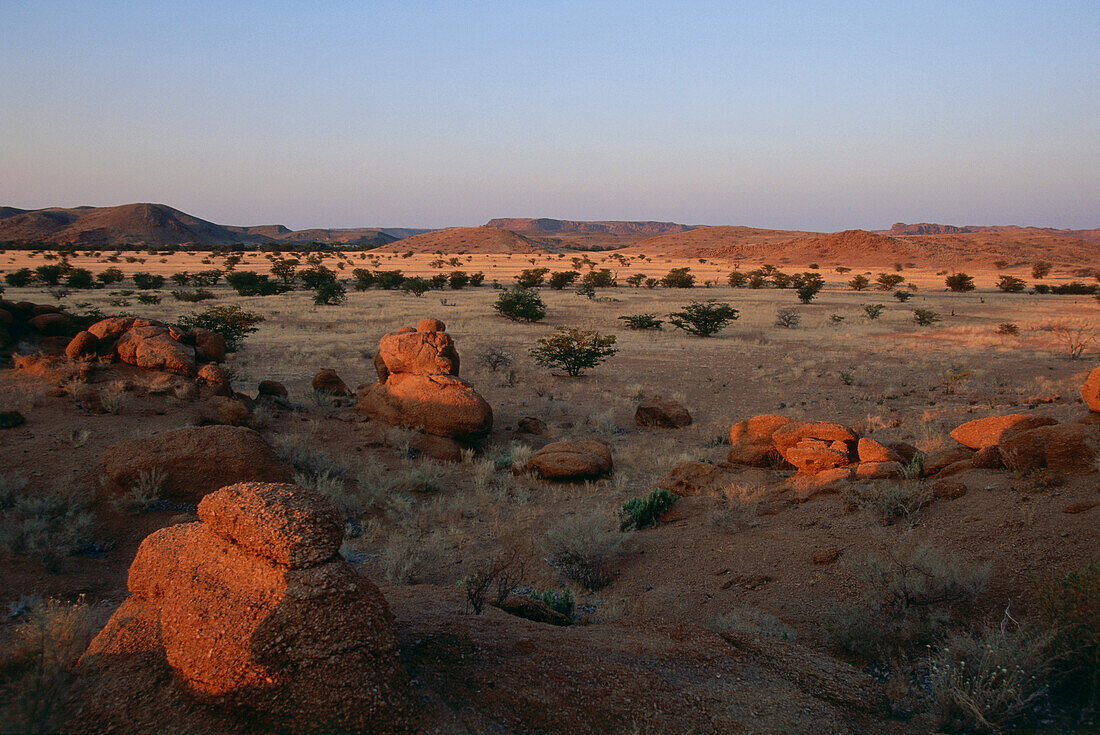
(2, 1, 1098, 231)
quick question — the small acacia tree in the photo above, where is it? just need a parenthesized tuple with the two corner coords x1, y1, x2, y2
(997, 275, 1026, 293)
(945, 273, 975, 292)
(175, 304, 264, 352)
(667, 300, 739, 337)
(849, 274, 870, 291)
(548, 270, 579, 290)
(530, 327, 617, 377)
(493, 286, 546, 322)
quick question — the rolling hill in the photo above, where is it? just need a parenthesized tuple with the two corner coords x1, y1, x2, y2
(484, 218, 694, 236)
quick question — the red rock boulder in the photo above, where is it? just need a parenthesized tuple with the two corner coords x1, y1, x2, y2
(727, 415, 793, 466)
(356, 373, 492, 441)
(65, 330, 99, 360)
(115, 325, 196, 376)
(635, 397, 692, 429)
(1082, 367, 1100, 412)
(312, 368, 350, 395)
(949, 414, 1058, 450)
(82, 482, 414, 734)
(525, 440, 613, 481)
(998, 423, 1096, 474)
(101, 425, 293, 503)
(378, 330, 460, 376)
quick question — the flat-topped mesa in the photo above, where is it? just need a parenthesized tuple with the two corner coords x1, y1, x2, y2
(81, 482, 415, 734)
(357, 318, 492, 444)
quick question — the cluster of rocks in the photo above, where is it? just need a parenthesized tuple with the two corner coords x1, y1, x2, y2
(82, 481, 414, 733)
(356, 318, 492, 457)
(65, 315, 226, 378)
(0, 298, 77, 350)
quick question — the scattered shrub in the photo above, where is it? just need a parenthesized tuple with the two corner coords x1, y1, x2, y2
(823, 543, 988, 658)
(796, 282, 820, 303)
(542, 516, 623, 591)
(876, 273, 905, 290)
(580, 268, 616, 288)
(1036, 561, 1100, 702)
(660, 267, 695, 288)
(493, 286, 546, 322)
(448, 270, 469, 289)
(997, 322, 1020, 336)
(529, 327, 617, 377)
(667, 300, 739, 337)
(945, 272, 975, 292)
(400, 276, 431, 296)
(1032, 261, 1052, 279)
(893, 290, 912, 302)
(225, 270, 289, 296)
(4, 268, 35, 287)
(619, 488, 677, 530)
(775, 307, 800, 328)
(131, 272, 164, 290)
(529, 588, 575, 619)
(352, 268, 375, 290)
(728, 271, 748, 287)
(175, 304, 263, 351)
(848, 274, 870, 291)
(34, 264, 65, 286)
(312, 280, 347, 306)
(863, 303, 886, 320)
(517, 267, 550, 287)
(135, 293, 160, 305)
(913, 308, 941, 326)
(618, 313, 663, 330)
(475, 344, 514, 373)
(548, 270, 580, 289)
(64, 268, 96, 289)
(1050, 281, 1098, 295)
(997, 275, 1026, 293)
(171, 288, 216, 302)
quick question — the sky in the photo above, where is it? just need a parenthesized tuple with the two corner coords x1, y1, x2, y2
(1, 1, 1098, 231)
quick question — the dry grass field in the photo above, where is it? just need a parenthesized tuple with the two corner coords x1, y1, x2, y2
(1, 247, 1099, 733)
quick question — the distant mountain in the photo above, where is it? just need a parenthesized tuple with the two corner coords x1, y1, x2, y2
(887, 222, 974, 236)
(485, 218, 695, 236)
(0, 203, 269, 246)
(374, 226, 550, 254)
(0, 203, 430, 248)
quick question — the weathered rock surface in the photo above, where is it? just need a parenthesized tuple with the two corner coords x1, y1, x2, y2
(1083, 367, 1100, 412)
(949, 413, 1058, 450)
(658, 460, 719, 496)
(81, 482, 414, 734)
(311, 368, 350, 395)
(378, 330, 460, 376)
(101, 425, 293, 502)
(115, 325, 196, 376)
(356, 373, 492, 441)
(635, 397, 692, 428)
(998, 423, 1096, 474)
(525, 440, 613, 481)
(727, 415, 793, 466)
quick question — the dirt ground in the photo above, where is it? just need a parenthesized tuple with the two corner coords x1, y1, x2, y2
(1, 250, 1098, 733)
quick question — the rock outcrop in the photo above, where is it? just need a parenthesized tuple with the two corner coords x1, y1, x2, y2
(101, 425, 293, 503)
(524, 440, 613, 481)
(356, 319, 492, 444)
(635, 396, 692, 428)
(81, 482, 415, 733)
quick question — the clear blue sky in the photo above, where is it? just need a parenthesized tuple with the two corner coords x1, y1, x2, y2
(2, 1, 1097, 230)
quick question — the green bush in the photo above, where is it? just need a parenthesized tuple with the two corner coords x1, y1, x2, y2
(299, 265, 337, 290)
(175, 304, 263, 352)
(997, 275, 1026, 292)
(848, 274, 869, 290)
(64, 268, 96, 289)
(529, 327, 617, 376)
(1050, 281, 1098, 295)
(1032, 261, 1052, 279)
(864, 303, 886, 320)
(131, 272, 165, 290)
(312, 280, 347, 305)
(171, 289, 216, 302)
(517, 267, 550, 287)
(1037, 561, 1100, 703)
(945, 272, 975, 292)
(548, 270, 579, 289)
(469, 271, 485, 287)
(893, 290, 912, 302)
(352, 268, 375, 290)
(4, 268, 35, 287)
(620, 488, 677, 530)
(529, 588, 575, 619)
(660, 267, 695, 288)
(796, 282, 820, 303)
(667, 300, 739, 337)
(876, 273, 905, 290)
(400, 276, 430, 296)
(375, 270, 405, 289)
(35, 264, 65, 286)
(448, 270, 469, 289)
(493, 286, 546, 322)
(581, 268, 615, 288)
(728, 271, 748, 287)
(618, 313, 663, 330)
(913, 308, 941, 326)
(225, 270, 290, 296)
